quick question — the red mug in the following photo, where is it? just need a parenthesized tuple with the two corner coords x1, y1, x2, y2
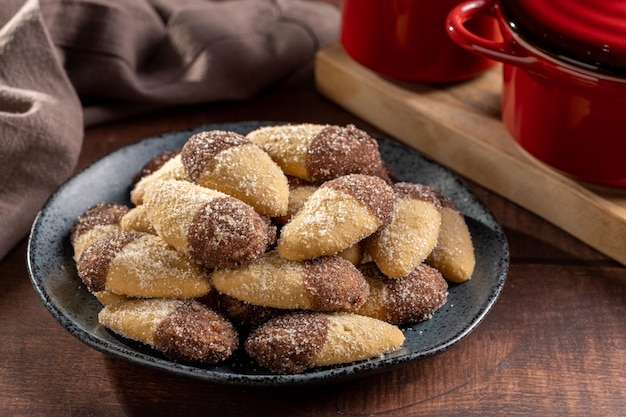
(340, 0, 499, 83)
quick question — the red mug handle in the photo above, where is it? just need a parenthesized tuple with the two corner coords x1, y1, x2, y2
(446, 0, 537, 69)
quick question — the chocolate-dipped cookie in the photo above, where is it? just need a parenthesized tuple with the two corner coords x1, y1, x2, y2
(277, 174, 394, 261)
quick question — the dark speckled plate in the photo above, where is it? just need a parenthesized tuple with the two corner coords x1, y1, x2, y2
(27, 121, 509, 386)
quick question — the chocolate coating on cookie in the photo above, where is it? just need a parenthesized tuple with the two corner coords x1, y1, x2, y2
(323, 174, 395, 226)
(77, 231, 142, 292)
(304, 256, 369, 311)
(393, 182, 443, 209)
(306, 124, 389, 183)
(358, 262, 448, 324)
(71, 203, 130, 246)
(153, 300, 238, 363)
(188, 197, 274, 269)
(181, 130, 249, 183)
(215, 293, 290, 329)
(132, 150, 180, 186)
(245, 312, 330, 374)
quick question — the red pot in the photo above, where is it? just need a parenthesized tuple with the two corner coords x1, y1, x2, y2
(447, 0, 626, 188)
(341, 0, 498, 83)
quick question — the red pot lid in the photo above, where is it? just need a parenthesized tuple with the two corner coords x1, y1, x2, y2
(501, 0, 626, 74)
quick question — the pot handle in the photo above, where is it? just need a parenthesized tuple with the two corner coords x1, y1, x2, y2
(446, 0, 536, 68)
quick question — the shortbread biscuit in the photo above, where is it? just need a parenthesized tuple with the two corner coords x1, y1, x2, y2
(120, 204, 156, 234)
(98, 298, 238, 363)
(211, 251, 369, 311)
(356, 262, 448, 324)
(337, 243, 364, 266)
(130, 154, 188, 205)
(71, 202, 130, 263)
(71, 203, 132, 305)
(275, 176, 318, 225)
(426, 194, 475, 283)
(245, 311, 404, 374)
(181, 130, 289, 217)
(246, 124, 389, 183)
(364, 183, 442, 278)
(143, 179, 275, 269)
(131, 149, 180, 187)
(77, 231, 212, 299)
(277, 174, 394, 261)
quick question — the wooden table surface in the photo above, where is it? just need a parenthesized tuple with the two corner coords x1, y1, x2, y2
(2, 52, 625, 417)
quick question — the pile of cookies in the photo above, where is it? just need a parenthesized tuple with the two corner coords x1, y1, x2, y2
(71, 124, 475, 374)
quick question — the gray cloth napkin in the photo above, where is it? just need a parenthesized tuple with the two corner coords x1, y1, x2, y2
(0, 0, 339, 260)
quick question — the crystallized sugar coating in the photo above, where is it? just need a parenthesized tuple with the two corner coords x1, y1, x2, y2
(324, 174, 395, 225)
(246, 124, 390, 183)
(71, 202, 130, 245)
(303, 255, 369, 311)
(120, 204, 156, 234)
(131, 154, 188, 205)
(99, 298, 182, 345)
(77, 230, 141, 292)
(78, 231, 212, 298)
(426, 193, 476, 283)
(364, 183, 443, 278)
(71, 202, 130, 263)
(153, 300, 239, 363)
(314, 312, 405, 367)
(306, 124, 390, 183)
(188, 197, 275, 269)
(245, 312, 404, 374)
(143, 179, 274, 269)
(181, 131, 249, 182)
(211, 251, 369, 311)
(131, 149, 180, 186)
(181, 130, 289, 216)
(246, 124, 326, 179)
(277, 174, 394, 261)
(99, 299, 238, 364)
(356, 262, 448, 324)
(245, 312, 330, 374)
(143, 179, 225, 253)
(275, 176, 318, 225)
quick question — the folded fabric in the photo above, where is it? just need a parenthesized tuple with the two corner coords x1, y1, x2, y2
(0, 0, 83, 261)
(0, 0, 339, 260)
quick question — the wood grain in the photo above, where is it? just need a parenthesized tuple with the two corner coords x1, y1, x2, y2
(315, 42, 626, 267)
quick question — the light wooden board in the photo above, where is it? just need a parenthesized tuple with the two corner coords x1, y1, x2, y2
(315, 42, 626, 266)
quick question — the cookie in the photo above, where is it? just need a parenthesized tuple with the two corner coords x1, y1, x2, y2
(246, 124, 389, 183)
(130, 153, 188, 205)
(214, 292, 290, 329)
(98, 298, 238, 363)
(142, 179, 275, 269)
(356, 262, 448, 324)
(277, 174, 394, 261)
(364, 183, 442, 278)
(71, 202, 130, 263)
(120, 204, 156, 234)
(245, 311, 404, 374)
(337, 243, 364, 266)
(181, 130, 289, 217)
(211, 251, 369, 311)
(131, 149, 180, 187)
(275, 176, 318, 225)
(77, 230, 212, 299)
(426, 194, 475, 283)
(71, 203, 132, 305)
